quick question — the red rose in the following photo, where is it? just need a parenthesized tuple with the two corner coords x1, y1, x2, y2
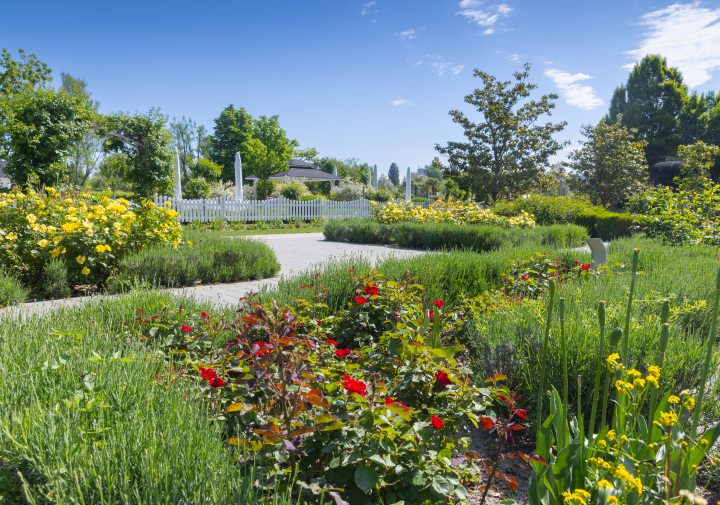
(435, 370, 452, 389)
(581, 264, 590, 271)
(364, 286, 378, 296)
(341, 375, 367, 396)
(325, 339, 339, 346)
(431, 415, 444, 429)
(354, 296, 367, 305)
(199, 367, 217, 380)
(574, 261, 580, 265)
(181, 325, 192, 333)
(254, 342, 272, 356)
(433, 300, 444, 308)
(201, 312, 209, 318)
(395, 312, 400, 318)
(335, 349, 351, 357)
(385, 398, 409, 410)
(521, 274, 530, 280)
(208, 377, 224, 388)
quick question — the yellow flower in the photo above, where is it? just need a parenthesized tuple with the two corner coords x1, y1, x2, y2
(53, 235, 63, 244)
(186, 241, 193, 246)
(26, 214, 37, 224)
(668, 395, 680, 404)
(165, 201, 172, 207)
(6, 233, 18, 241)
(38, 239, 50, 247)
(597, 480, 614, 489)
(634, 378, 646, 388)
(627, 369, 642, 378)
(620, 435, 629, 444)
(82, 266, 90, 275)
(76, 255, 86, 264)
(86, 229, 94, 237)
(598, 440, 607, 449)
(607, 497, 618, 504)
(684, 397, 696, 411)
(607, 353, 622, 371)
(702, 439, 709, 445)
(648, 365, 661, 377)
(95, 244, 111, 253)
(606, 430, 616, 441)
(50, 246, 66, 258)
(616, 380, 634, 394)
(646, 375, 659, 387)
(660, 411, 677, 427)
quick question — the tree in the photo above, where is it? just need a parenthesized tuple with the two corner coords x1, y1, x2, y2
(169, 115, 198, 178)
(244, 138, 287, 199)
(294, 147, 318, 162)
(0, 48, 52, 96)
(607, 55, 688, 165)
(424, 158, 444, 180)
(98, 152, 130, 198)
(190, 158, 222, 181)
(99, 109, 175, 197)
(388, 163, 400, 186)
(436, 63, 568, 201)
(209, 105, 256, 181)
(60, 73, 102, 187)
(0, 87, 95, 185)
(675, 141, 720, 191)
(568, 116, 648, 207)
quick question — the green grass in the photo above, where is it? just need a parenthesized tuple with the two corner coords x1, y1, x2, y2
(323, 219, 588, 252)
(108, 231, 280, 292)
(467, 237, 720, 422)
(0, 291, 294, 504)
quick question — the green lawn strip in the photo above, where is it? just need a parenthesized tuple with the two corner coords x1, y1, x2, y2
(0, 290, 287, 504)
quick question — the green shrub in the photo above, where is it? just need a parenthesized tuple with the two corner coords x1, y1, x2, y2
(184, 177, 211, 199)
(108, 232, 280, 291)
(298, 194, 320, 201)
(324, 219, 587, 252)
(43, 259, 72, 299)
(411, 197, 427, 203)
(492, 194, 600, 225)
(575, 209, 635, 240)
(279, 182, 307, 200)
(367, 188, 394, 202)
(0, 271, 28, 307)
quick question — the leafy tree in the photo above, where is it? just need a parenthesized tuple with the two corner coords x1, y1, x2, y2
(169, 115, 198, 178)
(196, 124, 211, 159)
(388, 162, 400, 186)
(190, 158, 222, 181)
(244, 138, 288, 199)
(185, 177, 211, 199)
(99, 109, 174, 197)
(679, 92, 709, 146)
(60, 73, 102, 186)
(294, 147, 318, 162)
(98, 152, 130, 198)
(436, 63, 568, 201)
(0, 87, 95, 186)
(675, 141, 720, 190)
(568, 116, 648, 207)
(209, 105, 256, 181)
(0, 48, 52, 96)
(607, 55, 688, 165)
(424, 158, 444, 180)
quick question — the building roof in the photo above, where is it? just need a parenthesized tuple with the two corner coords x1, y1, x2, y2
(246, 158, 343, 181)
(649, 160, 682, 187)
(0, 159, 8, 179)
(288, 158, 316, 169)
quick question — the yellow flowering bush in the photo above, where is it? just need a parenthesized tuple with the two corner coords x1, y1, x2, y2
(371, 200, 535, 228)
(0, 187, 185, 287)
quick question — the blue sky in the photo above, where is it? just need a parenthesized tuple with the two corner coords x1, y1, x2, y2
(5, 1, 720, 176)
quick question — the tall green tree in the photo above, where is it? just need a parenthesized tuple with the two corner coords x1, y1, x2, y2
(388, 162, 400, 186)
(60, 73, 102, 186)
(209, 105, 256, 181)
(568, 116, 648, 207)
(675, 141, 720, 191)
(436, 63, 568, 201)
(98, 152, 130, 198)
(294, 147, 318, 162)
(0, 48, 52, 96)
(99, 109, 174, 197)
(607, 55, 688, 165)
(244, 138, 288, 199)
(0, 87, 95, 186)
(169, 115, 198, 178)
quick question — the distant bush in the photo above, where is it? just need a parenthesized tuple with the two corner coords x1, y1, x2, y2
(575, 209, 636, 240)
(108, 232, 280, 292)
(367, 188, 394, 202)
(492, 194, 601, 225)
(330, 182, 365, 201)
(185, 178, 211, 199)
(0, 270, 28, 307)
(324, 219, 587, 252)
(298, 194, 320, 201)
(207, 180, 235, 198)
(277, 181, 308, 200)
(411, 197, 427, 203)
(43, 259, 72, 299)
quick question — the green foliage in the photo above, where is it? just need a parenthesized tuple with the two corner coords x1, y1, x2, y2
(99, 110, 175, 197)
(330, 183, 365, 201)
(388, 162, 400, 186)
(324, 219, 586, 252)
(366, 188, 393, 202)
(98, 152, 131, 194)
(608, 55, 688, 165)
(676, 140, 720, 190)
(436, 63, 568, 201)
(189, 157, 222, 181)
(492, 194, 601, 225)
(209, 105, 255, 180)
(575, 210, 635, 240)
(109, 232, 279, 291)
(0, 87, 95, 186)
(629, 181, 720, 245)
(278, 181, 307, 200)
(184, 177, 210, 199)
(168, 115, 197, 178)
(410, 197, 427, 203)
(0, 48, 52, 96)
(43, 258, 71, 299)
(0, 270, 28, 307)
(568, 115, 649, 206)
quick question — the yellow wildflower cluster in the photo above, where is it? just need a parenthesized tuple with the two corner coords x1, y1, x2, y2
(561, 489, 591, 505)
(612, 466, 643, 495)
(0, 188, 185, 283)
(371, 200, 536, 228)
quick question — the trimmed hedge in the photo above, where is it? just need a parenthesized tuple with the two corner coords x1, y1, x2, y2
(575, 210, 635, 240)
(323, 219, 587, 252)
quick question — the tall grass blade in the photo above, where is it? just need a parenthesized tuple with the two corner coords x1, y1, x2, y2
(588, 301, 606, 437)
(536, 279, 556, 432)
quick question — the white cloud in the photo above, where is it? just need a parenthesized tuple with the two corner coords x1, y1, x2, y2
(431, 62, 466, 75)
(457, 2, 513, 33)
(361, 1, 376, 15)
(415, 59, 424, 65)
(544, 69, 604, 110)
(399, 28, 416, 39)
(625, 2, 720, 87)
(507, 53, 520, 62)
(391, 99, 413, 106)
(451, 65, 465, 74)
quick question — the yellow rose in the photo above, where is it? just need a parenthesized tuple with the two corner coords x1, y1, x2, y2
(82, 266, 90, 275)
(38, 239, 50, 247)
(77, 255, 86, 264)
(50, 246, 66, 258)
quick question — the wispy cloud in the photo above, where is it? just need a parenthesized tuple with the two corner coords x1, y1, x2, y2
(432, 62, 466, 75)
(544, 69, 604, 110)
(361, 1, 376, 15)
(507, 53, 520, 62)
(399, 28, 416, 39)
(456, 1, 513, 34)
(391, 99, 413, 106)
(625, 2, 720, 87)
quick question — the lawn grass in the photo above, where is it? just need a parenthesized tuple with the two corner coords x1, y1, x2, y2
(0, 291, 293, 504)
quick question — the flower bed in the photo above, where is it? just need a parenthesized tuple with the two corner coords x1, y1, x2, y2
(372, 200, 536, 228)
(0, 187, 185, 290)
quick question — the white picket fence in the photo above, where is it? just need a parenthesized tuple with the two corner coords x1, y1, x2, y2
(154, 195, 376, 223)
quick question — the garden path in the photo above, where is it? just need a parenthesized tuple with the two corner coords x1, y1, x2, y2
(6, 232, 425, 314)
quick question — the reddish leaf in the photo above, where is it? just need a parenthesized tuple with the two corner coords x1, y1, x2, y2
(518, 451, 547, 465)
(287, 427, 314, 437)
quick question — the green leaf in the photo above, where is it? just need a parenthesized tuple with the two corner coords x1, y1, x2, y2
(354, 465, 379, 493)
(431, 475, 452, 494)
